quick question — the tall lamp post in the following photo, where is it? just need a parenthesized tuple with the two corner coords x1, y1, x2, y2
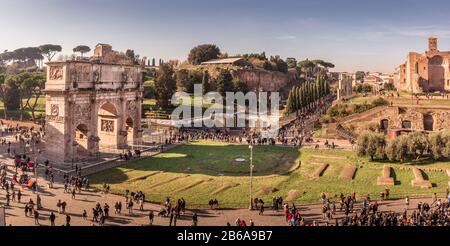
(249, 143, 254, 210)
(33, 154, 38, 193)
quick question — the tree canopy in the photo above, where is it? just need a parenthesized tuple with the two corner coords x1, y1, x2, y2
(4, 72, 45, 121)
(39, 44, 62, 61)
(188, 44, 221, 65)
(215, 69, 234, 95)
(284, 75, 330, 115)
(154, 63, 176, 107)
(73, 45, 91, 57)
(285, 57, 297, 69)
(0, 47, 43, 62)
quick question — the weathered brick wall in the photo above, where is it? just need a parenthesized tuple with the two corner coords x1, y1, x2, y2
(341, 106, 450, 135)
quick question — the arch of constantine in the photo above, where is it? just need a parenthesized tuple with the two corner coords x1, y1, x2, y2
(44, 45, 143, 165)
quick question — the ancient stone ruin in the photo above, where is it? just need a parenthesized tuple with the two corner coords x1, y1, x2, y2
(44, 44, 143, 165)
(377, 165, 395, 186)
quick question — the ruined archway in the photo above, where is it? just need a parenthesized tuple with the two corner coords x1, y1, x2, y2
(74, 124, 90, 157)
(428, 55, 445, 92)
(126, 116, 134, 145)
(401, 120, 412, 129)
(423, 113, 434, 131)
(380, 119, 389, 132)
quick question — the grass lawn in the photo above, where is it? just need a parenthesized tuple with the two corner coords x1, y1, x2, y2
(0, 98, 46, 121)
(89, 141, 450, 208)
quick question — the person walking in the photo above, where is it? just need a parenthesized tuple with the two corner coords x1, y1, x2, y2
(259, 204, 264, 216)
(149, 211, 154, 225)
(61, 201, 67, 214)
(192, 212, 198, 226)
(57, 200, 62, 214)
(169, 210, 174, 226)
(34, 210, 40, 225)
(65, 214, 71, 226)
(82, 210, 87, 220)
(6, 193, 10, 206)
(127, 200, 133, 215)
(49, 212, 56, 226)
(17, 190, 22, 203)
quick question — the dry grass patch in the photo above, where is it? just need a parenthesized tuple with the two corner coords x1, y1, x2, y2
(211, 182, 240, 196)
(377, 165, 395, 186)
(311, 163, 329, 179)
(148, 174, 190, 189)
(312, 155, 346, 160)
(285, 190, 304, 202)
(411, 168, 432, 189)
(126, 171, 163, 183)
(278, 160, 301, 175)
(340, 164, 357, 180)
(175, 178, 213, 192)
(257, 186, 278, 196)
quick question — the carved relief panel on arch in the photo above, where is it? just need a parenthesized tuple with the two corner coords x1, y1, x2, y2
(49, 66, 64, 80)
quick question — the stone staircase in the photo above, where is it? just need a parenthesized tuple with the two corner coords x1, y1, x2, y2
(335, 123, 356, 142)
(337, 106, 393, 125)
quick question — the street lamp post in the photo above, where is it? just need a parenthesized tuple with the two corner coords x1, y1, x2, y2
(249, 144, 254, 210)
(29, 138, 40, 197)
(34, 155, 38, 194)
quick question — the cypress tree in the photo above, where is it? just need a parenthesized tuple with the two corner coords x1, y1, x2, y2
(202, 70, 210, 95)
(306, 82, 312, 104)
(325, 79, 330, 95)
(285, 90, 294, 115)
(318, 76, 324, 98)
(316, 81, 320, 101)
(292, 86, 298, 111)
(300, 86, 306, 108)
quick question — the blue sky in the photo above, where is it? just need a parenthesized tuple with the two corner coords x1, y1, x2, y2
(2, 0, 450, 72)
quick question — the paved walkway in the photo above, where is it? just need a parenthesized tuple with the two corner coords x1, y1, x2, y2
(0, 135, 444, 226)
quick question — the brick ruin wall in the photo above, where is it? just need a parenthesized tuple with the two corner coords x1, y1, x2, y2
(340, 106, 450, 135)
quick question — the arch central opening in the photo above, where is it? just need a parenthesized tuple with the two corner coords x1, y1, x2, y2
(75, 124, 90, 157)
(98, 102, 119, 151)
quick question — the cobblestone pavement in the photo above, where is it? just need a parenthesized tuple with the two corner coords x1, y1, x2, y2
(0, 135, 441, 226)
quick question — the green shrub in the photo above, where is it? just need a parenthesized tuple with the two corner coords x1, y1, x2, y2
(372, 97, 388, 107)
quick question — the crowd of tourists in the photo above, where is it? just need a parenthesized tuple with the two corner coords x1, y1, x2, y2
(0, 122, 44, 157)
(278, 191, 450, 226)
(278, 95, 334, 146)
(1, 117, 450, 227)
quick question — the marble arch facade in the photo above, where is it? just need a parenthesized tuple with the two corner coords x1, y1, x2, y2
(44, 60, 143, 164)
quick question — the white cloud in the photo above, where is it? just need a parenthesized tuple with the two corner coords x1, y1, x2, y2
(364, 25, 450, 39)
(273, 36, 297, 40)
